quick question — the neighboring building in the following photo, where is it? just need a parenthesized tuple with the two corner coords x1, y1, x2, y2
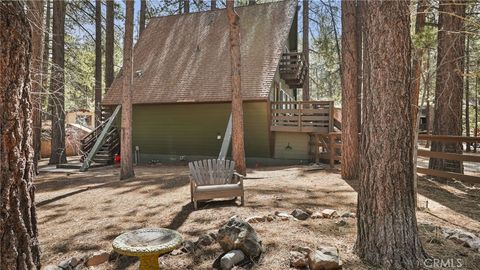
(98, 1, 336, 165)
(66, 109, 95, 129)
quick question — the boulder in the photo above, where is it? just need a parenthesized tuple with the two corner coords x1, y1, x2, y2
(217, 217, 263, 259)
(321, 209, 339, 219)
(311, 212, 323, 219)
(85, 251, 109, 267)
(291, 209, 310, 220)
(246, 216, 266, 223)
(308, 246, 342, 270)
(220, 250, 245, 270)
(293, 246, 313, 255)
(290, 251, 308, 269)
(465, 239, 480, 252)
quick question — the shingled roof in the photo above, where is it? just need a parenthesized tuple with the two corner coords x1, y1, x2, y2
(102, 0, 296, 105)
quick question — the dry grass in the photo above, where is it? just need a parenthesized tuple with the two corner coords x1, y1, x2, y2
(35, 164, 480, 269)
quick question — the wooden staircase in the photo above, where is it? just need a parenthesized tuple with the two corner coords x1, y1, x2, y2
(279, 52, 307, 89)
(80, 105, 121, 171)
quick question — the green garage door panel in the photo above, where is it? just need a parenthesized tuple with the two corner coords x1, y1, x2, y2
(132, 102, 270, 157)
(274, 132, 310, 160)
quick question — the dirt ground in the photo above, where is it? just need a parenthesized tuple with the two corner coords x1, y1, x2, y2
(35, 163, 480, 269)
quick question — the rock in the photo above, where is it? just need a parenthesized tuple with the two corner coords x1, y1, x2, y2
(85, 251, 109, 267)
(108, 250, 120, 262)
(217, 217, 263, 259)
(340, 212, 355, 218)
(290, 251, 308, 268)
(291, 209, 310, 220)
(275, 211, 296, 221)
(335, 219, 347, 227)
(170, 249, 183, 256)
(465, 239, 480, 252)
(308, 246, 342, 270)
(196, 234, 215, 247)
(58, 257, 78, 269)
(220, 250, 245, 270)
(246, 215, 266, 223)
(266, 214, 275, 222)
(209, 231, 218, 240)
(181, 240, 195, 253)
(311, 212, 323, 219)
(43, 265, 62, 270)
(321, 209, 339, 219)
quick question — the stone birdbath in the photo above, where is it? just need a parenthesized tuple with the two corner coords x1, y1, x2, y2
(112, 228, 182, 270)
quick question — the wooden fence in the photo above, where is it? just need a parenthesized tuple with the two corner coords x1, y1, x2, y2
(417, 134, 480, 184)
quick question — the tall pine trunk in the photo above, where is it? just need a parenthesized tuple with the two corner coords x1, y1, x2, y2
(211, 0, 216, 10)
(184, 0, 190, 13)
(412, 0, 427, 207)
(95, 0, 102, 127)
(139, 0, 146, 36)
(27, 0, 44, 173)
(0, 2, 41, 268)
(340, 0, 359, 180)
(49, 0, 67, 165)
(302, 0, 309, 100)
(105, 0, 114, 90)
(356, 1, 426, 268)
(43, 0, 51, 100)
(120, 0, 135, 180)
(465, 36, 470, 151)
(227, 0, 246, 176)
(429, 0, 466, 173)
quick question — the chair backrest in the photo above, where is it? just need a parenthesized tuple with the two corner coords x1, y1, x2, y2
(188, 159, 235, 186)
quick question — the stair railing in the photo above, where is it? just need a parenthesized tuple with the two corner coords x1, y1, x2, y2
(80, 105, 121, 172)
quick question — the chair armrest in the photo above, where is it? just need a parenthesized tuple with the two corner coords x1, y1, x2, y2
(233, 172, 244, 186)
(234, 172, 245, 179)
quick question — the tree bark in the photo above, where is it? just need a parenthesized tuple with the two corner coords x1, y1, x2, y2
(95, 0, 102, 127)
(105, 0, 114, 90)
(27, 0, 44, 174)
(429, 0, 466, 174)
(0, 2, 41, 268)
(120, 0, 135, 180)
(184, 0, 190, 13)
(302, 0, 309, 101)
(356, 0, 363, 133)
(227, 0, 246, 176)
(412, 0, 427, 207)
(139, 0, 146, 36)
(340, 0, 359, 180)
(356, 1, 426, 268)
(465, 36, 470, 151)
(425, 51, 432, 148)
(49, 0, 67, 165)
(211, 0, 216, 10)
(475, 71, 478, 152)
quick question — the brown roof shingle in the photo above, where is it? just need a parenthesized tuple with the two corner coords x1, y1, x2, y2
(102, 0, 296, 105)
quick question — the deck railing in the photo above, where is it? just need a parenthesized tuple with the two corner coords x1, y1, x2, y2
(279, 52, 307, 88)
(417, 134, 480, 184)
(270, 101, 334, 133)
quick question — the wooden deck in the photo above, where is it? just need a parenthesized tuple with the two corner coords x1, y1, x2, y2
(270, 101, 334, 133)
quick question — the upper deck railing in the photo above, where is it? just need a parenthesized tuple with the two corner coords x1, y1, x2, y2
(270, 101, 334, 133)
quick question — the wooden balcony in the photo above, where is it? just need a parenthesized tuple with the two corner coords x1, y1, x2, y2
(279, 52, 307, 88)
(270, 101, 334, 133)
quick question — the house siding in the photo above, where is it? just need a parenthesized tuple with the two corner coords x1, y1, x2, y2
(131, 102, 270, 160)
(274, 132, 310, 160)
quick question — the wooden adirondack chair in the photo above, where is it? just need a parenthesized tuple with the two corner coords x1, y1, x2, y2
(188, 159, 244, 210)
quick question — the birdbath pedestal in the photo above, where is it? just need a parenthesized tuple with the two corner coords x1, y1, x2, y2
(112, 228, 182, 270)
